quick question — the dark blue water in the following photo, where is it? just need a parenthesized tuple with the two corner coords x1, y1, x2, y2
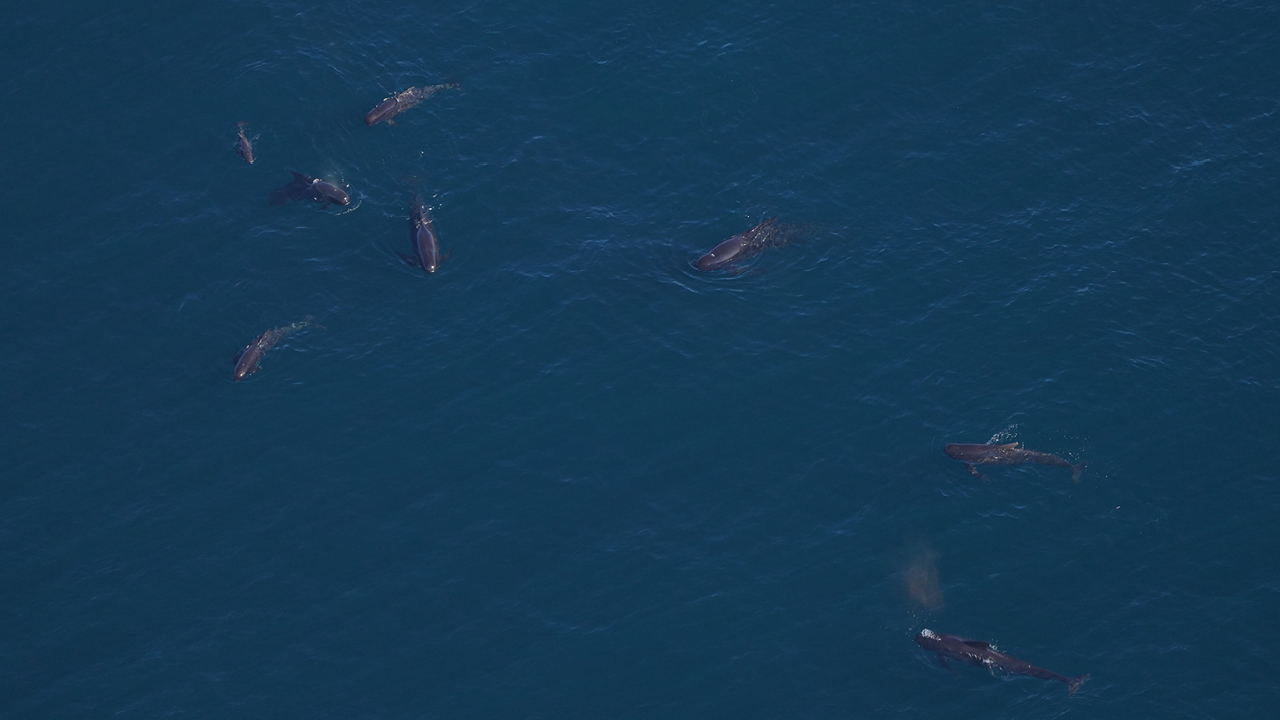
(4, 1, 1278, 717)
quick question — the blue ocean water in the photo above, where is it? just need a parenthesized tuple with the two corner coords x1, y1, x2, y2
(3, 0, 1278, 717)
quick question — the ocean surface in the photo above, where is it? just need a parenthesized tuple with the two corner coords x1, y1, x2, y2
(3, 1, 1278, 717)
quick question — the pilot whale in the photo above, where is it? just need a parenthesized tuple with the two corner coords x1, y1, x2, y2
(944, 442, 1086, 481)
(270, 171, 350, 207)
(695, 218, 781, 272)
(364, 82, 460, 125)
(233, 316, 322, 382)
(234, 121, 255, 164)
(915, 629, 1090, 696)
(398, 192, 442, 273)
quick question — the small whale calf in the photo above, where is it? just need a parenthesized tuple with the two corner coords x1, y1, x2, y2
(364, 82, 460, 126)
(915, 629, 1090, 696)
(944, 442, 1087, 481)
(234, 121, 255, 164)
(398, 192, 442, 273)
(233, 316, 322, 382)
(271, 171, 351, 207)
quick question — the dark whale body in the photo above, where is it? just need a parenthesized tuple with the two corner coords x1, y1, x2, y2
(915, 629, 1089, 696)
(944, 442, 1086, 481)
(398, 192, 442, 273)
(364, 82, 460, 125)
(234, 121, 254, 164)
(695, 218, 788, 272)
(232, 317, 320, 382)
(270, 171, 350, 207)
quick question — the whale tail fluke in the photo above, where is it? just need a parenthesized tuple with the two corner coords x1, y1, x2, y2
(1067, 674, 1090, 696)
(1072, 461, 1088, 483)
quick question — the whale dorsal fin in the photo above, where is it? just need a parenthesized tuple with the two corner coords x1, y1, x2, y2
(995, 442, 1019, 449)
(962, 640, 991, 649)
